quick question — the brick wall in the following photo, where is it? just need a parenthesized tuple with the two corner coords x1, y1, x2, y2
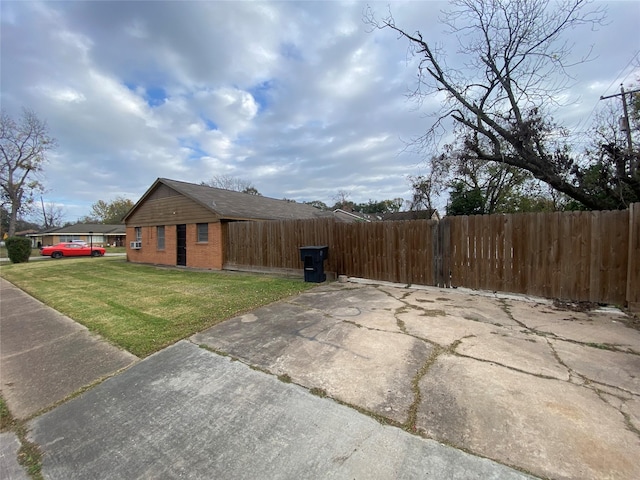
(185, 222, 222, 269)
(126, 222, 223, 269)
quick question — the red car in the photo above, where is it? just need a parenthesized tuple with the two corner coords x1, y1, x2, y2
(41, 243, 106, 259)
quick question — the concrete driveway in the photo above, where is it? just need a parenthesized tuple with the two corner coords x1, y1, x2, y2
(6, 277, 639, 479)
(193, 279, 640, 480)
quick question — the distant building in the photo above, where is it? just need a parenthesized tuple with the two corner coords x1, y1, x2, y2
(28, 224, 126, 248)
(382, 210, 440, 221)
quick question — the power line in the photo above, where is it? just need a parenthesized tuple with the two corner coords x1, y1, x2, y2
(619, 53, 640, 85)
(570, 50, 639, 149)
(600, 50, 639, 98)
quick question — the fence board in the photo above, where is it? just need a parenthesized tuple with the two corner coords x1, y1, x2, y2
(503, 214, 514, 292)
(224, 205, 638, 306)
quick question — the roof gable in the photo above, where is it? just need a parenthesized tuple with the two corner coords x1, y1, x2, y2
(124, 178, 331, 223)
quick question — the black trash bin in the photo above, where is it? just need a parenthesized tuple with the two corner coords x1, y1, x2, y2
(299, 246, 329, 283)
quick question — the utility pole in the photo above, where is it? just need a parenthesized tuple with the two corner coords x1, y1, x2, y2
(40, 196, 49, 229)
(600, 84, 640, 175)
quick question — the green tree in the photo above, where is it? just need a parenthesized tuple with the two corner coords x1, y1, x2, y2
(0, 108, 56, 235)
(355, 198, 404, 214)
(87, 197, 134, 224)
(366, 1, 639, 210)
(446, 182, 485, 216)
(410, 152, 555, 215)
(5, 236, 32, 263)
(570, 90, 640, 209)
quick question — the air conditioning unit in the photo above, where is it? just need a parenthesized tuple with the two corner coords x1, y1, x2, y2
(130, 241, 142, 249)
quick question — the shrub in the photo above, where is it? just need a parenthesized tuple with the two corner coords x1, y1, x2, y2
(5, 237, 32, 263)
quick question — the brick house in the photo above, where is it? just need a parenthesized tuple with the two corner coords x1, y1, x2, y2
(123, 178, 331, 269)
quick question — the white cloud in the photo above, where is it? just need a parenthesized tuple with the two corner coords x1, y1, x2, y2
(194, 88, 259, 137)
(1, 0, 638, 223)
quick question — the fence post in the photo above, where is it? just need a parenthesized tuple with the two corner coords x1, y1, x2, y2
(627, 203, 639, 311)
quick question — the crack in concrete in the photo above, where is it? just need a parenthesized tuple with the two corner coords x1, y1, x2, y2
(399, 290, 640, 443)
(545, 333, 640, 440)
(591, 386, 640, 441)
(500, 299, 640, 356)
(404, 345, 443, 431)
(453, 353, 566, 381)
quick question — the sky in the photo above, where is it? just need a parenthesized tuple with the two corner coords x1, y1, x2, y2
(2, 0, 639, 224)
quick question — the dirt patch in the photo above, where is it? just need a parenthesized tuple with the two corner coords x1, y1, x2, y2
(552, 299, 600, 312)
(620, 314, 640, 332)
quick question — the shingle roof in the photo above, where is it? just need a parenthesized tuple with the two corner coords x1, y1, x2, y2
(47, 223, 126, 235)
(126, 178, 332, 222)
(333, 209, 375, 223)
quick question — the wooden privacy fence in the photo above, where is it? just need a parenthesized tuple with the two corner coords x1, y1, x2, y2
(224, 203, 640, 307)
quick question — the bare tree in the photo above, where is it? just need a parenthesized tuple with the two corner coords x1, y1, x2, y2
(365, 1, 639, 210)
(332, 190, 355, 210)
(201, 175, 261, 195)
(40, 197, 66, 229)
(0, 108, 56, 235)
(407, 173, 437, 212)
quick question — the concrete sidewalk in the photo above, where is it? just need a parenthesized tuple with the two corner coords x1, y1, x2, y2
(28, 340, 533, 479)
(0, 277, 137, 479)
(0, 278, 138, 420)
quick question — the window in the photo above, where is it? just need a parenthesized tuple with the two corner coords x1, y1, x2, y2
(157, 226, 165, 249)
(197, 223, 208, 243)
(135, 227, 142, 242)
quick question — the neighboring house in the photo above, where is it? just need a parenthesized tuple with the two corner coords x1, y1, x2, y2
(334, 209, 440, 223)
(123, 178, 332, 269)
(333, 209, 379, 223)
(15, 229, 40, 247)
(30, 224, 126, 248)
(382, 210, 440, 221)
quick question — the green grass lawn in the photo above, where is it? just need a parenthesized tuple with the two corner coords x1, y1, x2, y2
(0, 257, 314, 357)
(0, 246, 126, 258)
(0, 247, 41, 259)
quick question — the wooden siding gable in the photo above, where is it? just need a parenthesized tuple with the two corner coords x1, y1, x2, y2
(125, 177, 331, 226)
(126, 183, 220, 226)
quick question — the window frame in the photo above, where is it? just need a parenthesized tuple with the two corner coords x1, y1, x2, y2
(196, 223, 208, 243)
(157, 226, 165, 250)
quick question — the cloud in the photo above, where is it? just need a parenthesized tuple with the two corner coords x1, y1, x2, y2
(1, 0, 638, 223)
